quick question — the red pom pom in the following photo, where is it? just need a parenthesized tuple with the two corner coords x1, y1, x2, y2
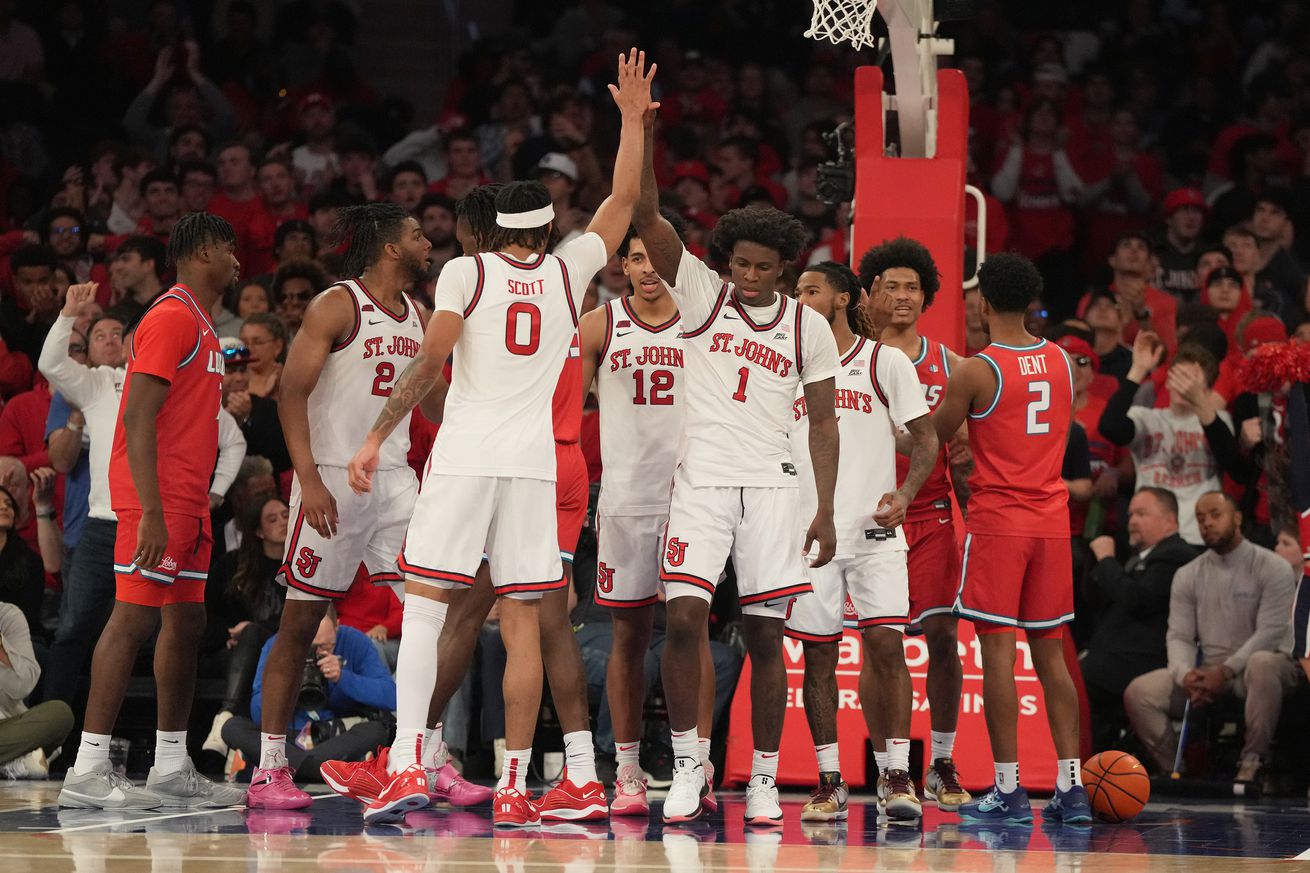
(1238, 341, 1310, 394)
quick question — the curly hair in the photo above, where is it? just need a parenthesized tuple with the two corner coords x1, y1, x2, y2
(709, 205, 808, 264)
(271, 259, 329, 302)
(977, 252, 1043, 314)
(857, 236, 942, 309)
(803, 261, 875, 338)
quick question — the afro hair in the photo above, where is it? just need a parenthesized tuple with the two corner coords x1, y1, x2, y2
(977, 252, 1043, 314)
(709, 205, 808, 264)
(857, 236, 942, 308)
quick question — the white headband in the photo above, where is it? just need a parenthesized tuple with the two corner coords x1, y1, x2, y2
(496, 203, 555, 229)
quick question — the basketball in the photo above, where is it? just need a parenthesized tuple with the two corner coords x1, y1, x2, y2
(1081, 752, 1150, 823)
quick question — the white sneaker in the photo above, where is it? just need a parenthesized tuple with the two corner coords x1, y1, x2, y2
(743, 775, 782, 826)
(146, 758, 248, 808)
(661, 757, 706, 823)
(1, 748, 48, 779)
(59, 761, 162, 809)
(202, 711, 233, 757)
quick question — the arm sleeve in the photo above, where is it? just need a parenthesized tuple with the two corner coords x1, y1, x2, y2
(38, 315, 101, 408)
(1063, 423, 1092, 479)
(990, 145, 1024, 201)
(1202, 411, 1253, 482)
(0, 604, 40, 701)
(798, 307, 839, 385)
(332, 630, 397, 712)
(1091, 547, 1188, 614)
(210, 411, 247, 497)
(196, 79, 237, 143)
(554, 233, 609, 314)
(1225, 557, 1297, 674)
(431, 257, 477, 317)
(1052, 149, 1085, 202)
(1288, 383, 1310, 514)
(1099, 377, 1142, 446)
(122, 87, 159, 149)
(1166, 564, 1199, 686)
(130, 303, 196, 382)
(666, 246, 722, 330)
(880, 346, 930, 427)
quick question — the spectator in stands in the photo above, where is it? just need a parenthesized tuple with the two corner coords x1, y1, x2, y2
(238, 313, 286, 399)
(0, 245, 58, 392)
(105, 150, 155, 234)
(1075, 108, 1162, 276)
(123, 43, 236, 163)
(1274, 523, 1302, 573)
(1224, 225, 1264, 307)
(0, 602, 72, 779)
(1100, 233, 1179, 354)
(291, 92, 339, 195)
(330, 128, 380, 203)
(0, 479, 46, 641)
(1081, 488, 1197, 752)
(220, 341, 289, 478)
(1154, 188, 1207, 302)
(211, 142, 275, 276)
(222, 608, 395, 782)
(418, 194, 458, 278)
(270, 221, 317, 273)
(337, 571, 403, 672)
(216, 455, 276, 554)
(270, 261, 326, 338)
(178, 161, 217, 215)
(1100, 338, 1234, 545)
(202, 495, 288, 757)
(1082, 287, 1132, 382)
(431, 128, 489, 201)
(0, 1, 43, 83)
(258, 158, 307, 225)
(1250, 188, 1305, 323)
(536, 153, 583, 244)
(384, 161, 427, 214)
(107, 235, 165, 324)
(42, 208, 106, 289)
(134, 169, 183, 239)
(1124, 491, 1298, 783)
(167, 124, 210, 167)
(477, 80, 542, 181)
(1198, 265, 1250, 356)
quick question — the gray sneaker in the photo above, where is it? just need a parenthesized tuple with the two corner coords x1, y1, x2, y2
(146, 758, 247, 808)
(59, 762, 163, 810)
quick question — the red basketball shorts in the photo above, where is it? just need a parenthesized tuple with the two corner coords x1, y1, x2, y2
(955, 533, 1073, 636)
(113, 510, 212, 607)
(904, 514, 961, 625)
(556, 442, 589, 563)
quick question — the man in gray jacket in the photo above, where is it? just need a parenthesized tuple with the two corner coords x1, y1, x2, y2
(1124, 491, 1299, 783)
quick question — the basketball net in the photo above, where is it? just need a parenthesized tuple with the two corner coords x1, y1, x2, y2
(803, 0, 880, 50)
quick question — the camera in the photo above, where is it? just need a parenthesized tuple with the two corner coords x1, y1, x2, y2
(816, 122, 855, 205)
(298, 654, 328, 711)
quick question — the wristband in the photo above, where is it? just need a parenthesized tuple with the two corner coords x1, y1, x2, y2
(36, 509, 56, 520)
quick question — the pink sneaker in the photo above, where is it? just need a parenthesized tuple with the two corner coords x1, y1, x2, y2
(247, 766, 312, 810)
(702, 759, 718, 814)
(610, 764, 649, 816)
(428, 761, 494, 807)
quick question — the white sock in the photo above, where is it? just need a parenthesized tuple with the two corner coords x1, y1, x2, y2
(697, 736, 711, 768)
(671, 727, 699, 765)
(391, 597, 448, 770)
(260, 733, 288, 770)
(873, 749, 889, 773)
(1057, 758, 1082, 792)
(886, 738, 910, 773)
(563, 730, 597, 784)
(931, 730, 956, 762)
(73, 731, 112, 774)
(423, 723, 446, 769)
(154, 730, 188, 775)
(750, 749, 779, 783)
(995, 761, 1020, 794)
(499, 748, 531, 792)
(615, 740, 640, 773)
(815, 742, 840, 775)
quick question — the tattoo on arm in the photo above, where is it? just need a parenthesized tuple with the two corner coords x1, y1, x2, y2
(370, 352, 440, 440)
(900, 415, 940, 502)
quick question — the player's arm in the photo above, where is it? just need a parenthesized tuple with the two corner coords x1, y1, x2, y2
(631, 111, 684, 285)
(803, 375, 839, 567)
(122, 372, 171, 570)
(349, 310, 461, 494)
(414, 305, 448, 423)
(585, 49, 657, 258)
(877, 350, 937, 528)
(932, 357, 992, 445)
(578, 305, 606, 395)
(278, 287, 356, 538)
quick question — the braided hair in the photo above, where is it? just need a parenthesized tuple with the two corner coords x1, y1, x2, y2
(805, 261, 874, 338)
(333, 202, 412, 277)
(456, 184, 502, 252)
(167, 212, 236, 268)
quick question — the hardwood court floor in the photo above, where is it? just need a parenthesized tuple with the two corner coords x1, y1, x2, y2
(0, 782, 1304, 872)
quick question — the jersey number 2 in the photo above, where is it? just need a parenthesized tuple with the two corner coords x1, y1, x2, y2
(1026, 381, 1051, 434)
(505, 302, 541, 356)
(372, 362, 395, 397)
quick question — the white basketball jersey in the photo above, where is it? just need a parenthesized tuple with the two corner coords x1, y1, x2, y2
(307, 279, 424, 469)
(596, 296, 685, 516)
(790, 336, 929, 555)
(669, 250, 839, 488)
(430, 234, 607, 480)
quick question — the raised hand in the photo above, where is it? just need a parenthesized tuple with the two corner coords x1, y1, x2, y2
(608, 48, 659, 118)
(1127, 330, 1164, 382)
(62, 282, 97, 317)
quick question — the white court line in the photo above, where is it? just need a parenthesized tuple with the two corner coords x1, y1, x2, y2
(30, 793, 338, 834)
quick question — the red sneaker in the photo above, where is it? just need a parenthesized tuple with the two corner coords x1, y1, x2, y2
(320, 748, 390, 805)
(493, 787, 540, 828)
(362, 764, 430, 825)
(538, 777, 608, 822)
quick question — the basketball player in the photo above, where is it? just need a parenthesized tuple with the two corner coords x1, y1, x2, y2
(59, 213, 246, 810)
(785, 262, 938, 823)
(344, 50, 655, 827)
(931, 253, 1091, 823)
(633, 115, 841, 826)
(244, 203, 434, 810)
(576, 215, 719, 817)
(857, 236, 972, 811)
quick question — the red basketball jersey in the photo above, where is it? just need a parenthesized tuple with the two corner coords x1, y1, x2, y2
(898, 335, 953, 522)
(109, 285, 223, 518)
(966, 338, 1073, 537)
(551, 331, 583, 445)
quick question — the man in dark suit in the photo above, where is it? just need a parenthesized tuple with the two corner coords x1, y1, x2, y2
(1080, 487, 1197, 752)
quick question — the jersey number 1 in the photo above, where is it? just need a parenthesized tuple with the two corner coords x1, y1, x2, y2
(505, 302, 541, 356)
(1026, 380, 1051, 434)
(731, 367, 749, 403)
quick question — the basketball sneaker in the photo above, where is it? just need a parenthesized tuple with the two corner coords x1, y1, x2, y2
(924, 758, 971, 811)
(883, 769, 922, 821)
(958, 784, 1033, 823)
(702, 758, 718, 814)
(743, 775, 783, 826)
(493, 786, 540, 827)
(428, 757, 494, 807)
(58, 761, 161, 810)
(146, 759, 247, 808)
(362, 764, 430, 825)
(246, 765, 312, 809)
(320, 748, 391, 804)
(661, 756, 707, 824)
(538, 772, 608, 822)
(610, 763, 649, 816)
(800, 771, 849, 822)
(1042, 785, 1092, 824)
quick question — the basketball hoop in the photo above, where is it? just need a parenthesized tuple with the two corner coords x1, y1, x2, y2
(804, 0, 879, 50)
